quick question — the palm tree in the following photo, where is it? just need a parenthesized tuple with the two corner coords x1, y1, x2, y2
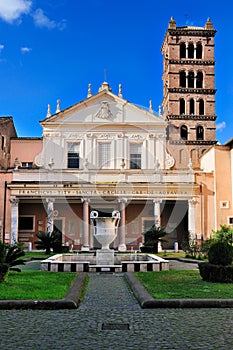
(142, 225, 167, 253)
(35, 230, 62, 254)
(0, 241, 25, 283)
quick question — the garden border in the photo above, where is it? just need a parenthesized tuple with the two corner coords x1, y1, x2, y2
(0, 273, 87, 310)
(125, 272, 233, 308)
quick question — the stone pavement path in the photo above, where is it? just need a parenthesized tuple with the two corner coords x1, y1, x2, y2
(0, 272, 233, 349)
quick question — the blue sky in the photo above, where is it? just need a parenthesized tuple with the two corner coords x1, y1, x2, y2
(0, 0, 232, 143)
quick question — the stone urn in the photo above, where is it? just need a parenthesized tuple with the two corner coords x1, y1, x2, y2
(90, 210, 120, 250)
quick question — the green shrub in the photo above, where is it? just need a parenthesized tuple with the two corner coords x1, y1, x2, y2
(208, 242, 233, 266)
(142, 225, 167, 253)
(213, 225, 233, 245)
(198, 262, 233, 283)
(140, 246, 154, 253)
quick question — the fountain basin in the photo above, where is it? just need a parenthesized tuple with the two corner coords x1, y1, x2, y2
(41, 253, 169, 273)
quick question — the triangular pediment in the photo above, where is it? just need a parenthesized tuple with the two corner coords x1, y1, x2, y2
(40, 88, 165, 128)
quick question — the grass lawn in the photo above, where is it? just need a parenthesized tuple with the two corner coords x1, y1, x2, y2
(135, 270, 233, 299)
(23, 252, 53, 260)
(0, 271, 76, 300)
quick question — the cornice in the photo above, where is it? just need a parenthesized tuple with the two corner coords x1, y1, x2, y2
(169, 59, 215, 65)
(167, 115, 217, 121)
(168, 29, 217, 37)
(169, 140, 217, 145)
(168, 88, 216, 94)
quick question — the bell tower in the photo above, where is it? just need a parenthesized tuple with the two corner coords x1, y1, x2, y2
(161, 17, 217, 169)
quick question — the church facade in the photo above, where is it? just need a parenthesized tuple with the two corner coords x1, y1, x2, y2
(0, 18, 224, 251)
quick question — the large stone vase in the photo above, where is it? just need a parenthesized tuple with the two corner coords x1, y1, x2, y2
(90, 210, 120, 250)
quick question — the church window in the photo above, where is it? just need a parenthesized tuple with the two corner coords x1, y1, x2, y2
(180, 42, 186, 58)
(180, 98, 185, 114)
(180, 125, 188, 140)
(188, 71, 194, 88)
(199, 99, 204, 115)
(67, 143, 80, 168)
(98, 142, 111, 169)
(179, 71, 186, 88)
(196, 125, 204, 140)
(196, 43, 202, 59)
(188, 43, 194, 58)
(190, 98, 195, 114)
(130, 143, 142, 169)
(196, 71, 203, 88)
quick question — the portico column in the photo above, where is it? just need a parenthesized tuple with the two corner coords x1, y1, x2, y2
(188, 198, 197, 241)
(153, 199, 162, 226)
(118, 198, 127, 251)
(82, 198, 90, 250)
(46, 198, 55, 234)
(10, 196, 19, 244)
(153, 199, 162, 252)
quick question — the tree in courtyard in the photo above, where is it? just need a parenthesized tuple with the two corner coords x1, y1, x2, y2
(142, 225, 167, 253)
(0, 241, 25, 283)
(35, 230, 62, 254)
(213, 225, 233, 245)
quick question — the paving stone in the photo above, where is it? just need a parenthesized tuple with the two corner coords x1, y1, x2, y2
(0, 271, 233, 349)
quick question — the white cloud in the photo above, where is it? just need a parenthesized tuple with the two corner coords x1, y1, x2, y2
(0, 44, 4, 52)
(32, 8, 66, 30)
(21, 46, 31, 53)
(216, 121, 226, 132)
(32, 8, 56, 29)
(0, 0, 32, 23)
(0, 1, 66, 30)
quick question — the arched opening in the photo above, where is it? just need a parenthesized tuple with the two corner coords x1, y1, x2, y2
(196, 71, 203, 88)
(190, 149, 198, 167)
(179, 71, 186, 88)
(199, 99, 204, 115)
(188, 71, 194, 88)
(180, 98, 185, 114)
(180, 125, 188, 140)
(196, 125, 204, 140)
(189, 98, 195, 115)
(180, 42, 186, 59)
(188, 43, 194, 58)
(196, 43, 202, 59)
(179, 149, 184, 164)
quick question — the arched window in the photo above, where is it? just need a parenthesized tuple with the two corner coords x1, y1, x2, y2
(179, 149, 184, 164)
(188, 43, 194, 58)
(196, 43, 202, 59)
(199, 99, 204, 115)
(196, 71, 203, 88)
(196, 125, 204, 140)
(189, 98, 195, 115)
(1, 135, 4, 151)
(179, 71, 186, 87)
(180, 42, 186, 59)
(180, 98, 185, 114)
(188, 71, 194, 88)
(180, 125, 188, 140)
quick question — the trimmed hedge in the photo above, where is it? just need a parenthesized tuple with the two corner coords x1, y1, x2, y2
(140, 246, 155, 253)
(208, 242, 233, 266)
(198, 262, 233, 283)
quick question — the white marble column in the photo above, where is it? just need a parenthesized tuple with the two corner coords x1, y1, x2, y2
(82, 198, 90, 250)
(118, 198, 127, 251)
(153, 199, 162, 227)
(46, 198, 55, 234)
(153, 199, 162, 252)
(188, 198, 197, 240)
(10, 196, 19, 244)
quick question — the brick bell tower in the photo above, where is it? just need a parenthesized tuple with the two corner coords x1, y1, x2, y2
(161, 17, 217, 169)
